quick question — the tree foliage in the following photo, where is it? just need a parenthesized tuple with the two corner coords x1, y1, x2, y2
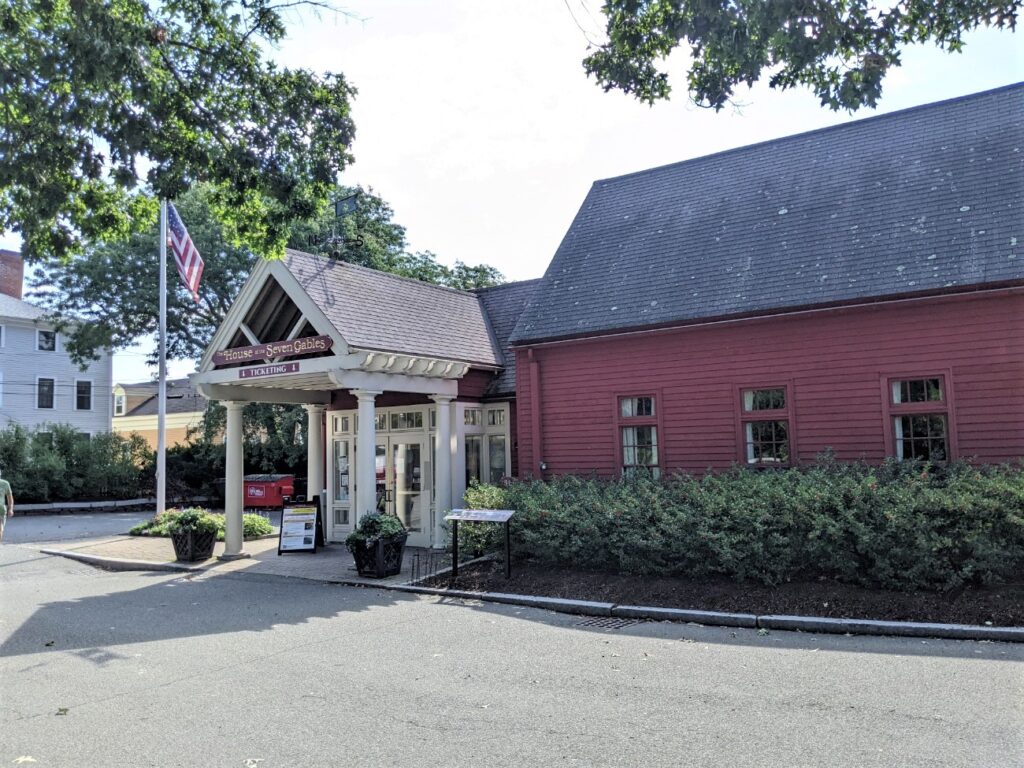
(291, 190, 505, 289)
(29, 185, 255, 365)
(0, 424, 152, 503)
(0, 0, 355, 263)
(584, 1, 1020, 111)
(30, 185, 505, 366)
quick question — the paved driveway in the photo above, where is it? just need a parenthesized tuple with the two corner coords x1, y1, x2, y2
(1, 544, 1021, 767)
(3, 509, 283, 545)
(2, 512, 154, 544)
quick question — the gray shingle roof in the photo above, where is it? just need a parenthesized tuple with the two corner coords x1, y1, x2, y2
(122, 378, 204, 417)
(284, 250, 503, 367)
(510, 83, 1024, 345)
(475, 279, 541, 396)
(0, 293, 46, 321)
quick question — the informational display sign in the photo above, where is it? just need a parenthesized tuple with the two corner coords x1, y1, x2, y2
(278, 506, 318, 554)
(214, 335, 333, 365)
(445, 509, 516, 579)
(445, 509, 515, 524)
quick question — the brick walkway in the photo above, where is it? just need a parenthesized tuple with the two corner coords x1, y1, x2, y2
(39, 534, 450, 586)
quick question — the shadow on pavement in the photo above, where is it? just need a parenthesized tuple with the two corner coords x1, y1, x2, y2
(0, 555, 407, 661)
(2, 547, 1021, 664)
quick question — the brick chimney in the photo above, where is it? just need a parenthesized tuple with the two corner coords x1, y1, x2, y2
(0, 250, 24, 299)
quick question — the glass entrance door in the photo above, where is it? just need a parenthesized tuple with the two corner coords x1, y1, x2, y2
(328, 437, 354, 542)
(375, 436, 430, 548)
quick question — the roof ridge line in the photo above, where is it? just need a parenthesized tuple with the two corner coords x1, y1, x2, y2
(593, 81, 1024, 186)
(472, 277, 543, 293)
(284, 248, 484, 300)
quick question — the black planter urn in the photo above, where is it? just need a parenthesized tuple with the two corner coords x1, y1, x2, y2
(349, 533, 408, 578)
(170, 529, 218, 562)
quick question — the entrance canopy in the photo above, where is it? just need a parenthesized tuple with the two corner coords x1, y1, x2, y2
(192, 249, 510, 557)
(191, 249, 504, 402)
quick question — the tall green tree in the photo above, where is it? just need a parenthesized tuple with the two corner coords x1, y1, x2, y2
(291, 190, 505, 289)
(584, 1, 1020, 111)
(0, 0, 355, 263)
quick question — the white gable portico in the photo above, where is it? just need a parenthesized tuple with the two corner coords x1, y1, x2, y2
(191, 250, 506, 558)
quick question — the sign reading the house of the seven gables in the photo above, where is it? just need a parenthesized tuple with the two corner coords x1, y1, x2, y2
(213, 335, 333, 366)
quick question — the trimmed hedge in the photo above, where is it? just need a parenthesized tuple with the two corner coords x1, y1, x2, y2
(130, 508, 274, 541)
(462, 459, 1024, 592)
(0, 424, 151, 503)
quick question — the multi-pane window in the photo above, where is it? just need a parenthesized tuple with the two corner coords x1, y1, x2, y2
(622, 425, 659, 476)
(487, 435, 507, 482)
(889, 376, 950, 462)
(37, 330, 56, 351)
(390, 411, 423, 430)
(893, 378, 943, 404)
(114, 394, 126, 416)
(620, 396, 654, 418)
(894, 415, 948, 461)
(37, 378, 55, 409)
(75, 380, 92, 411)
(464, 405, 509, 484)
(740, 386, 791, 465)
(333, 440, 351, 504)
(618, 395, 659, 476)
(465, 435, 483, 486)
(744, 388, 785, 411)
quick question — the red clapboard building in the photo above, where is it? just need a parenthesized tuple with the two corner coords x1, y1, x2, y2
(510, 84, 1023, 478)
(195, 84, 1022, 552)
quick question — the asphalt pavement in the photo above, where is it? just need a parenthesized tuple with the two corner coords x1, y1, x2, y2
(1, 539, 1022, 767)
(3, 509, 282, 544)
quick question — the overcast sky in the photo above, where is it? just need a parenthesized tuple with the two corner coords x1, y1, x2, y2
(7, 1, 1022, 382)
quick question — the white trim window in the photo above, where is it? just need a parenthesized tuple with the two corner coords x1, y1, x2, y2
(37, 377, 56, 409)
(463, 403, 512, 486)
(37, 329, 57, 352)
(75, 379, 93, 411)
(114, 393, 126, 416)
(617, 395, 660, 478)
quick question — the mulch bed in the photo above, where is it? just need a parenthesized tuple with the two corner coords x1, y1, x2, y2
(423, 560, 1024, 627)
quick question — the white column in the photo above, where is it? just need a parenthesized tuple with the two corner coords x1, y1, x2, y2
(431, 395, 453, 546)
(304, 404, 325, 504)
(354, 390, 380, 521)
(220, 400, 248, 560)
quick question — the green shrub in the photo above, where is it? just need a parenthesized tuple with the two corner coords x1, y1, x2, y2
(0, 424, 152, 503)
(130, 509, 275, 541)
(242, 514, 274, 538)
(166, 508, 220, 536)
(463, 460, 1024, 592)
(346, 513, 405, 549)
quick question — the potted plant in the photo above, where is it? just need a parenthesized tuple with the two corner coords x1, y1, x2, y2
(346, 513, 408, 578)
(167, 508, 219, 562)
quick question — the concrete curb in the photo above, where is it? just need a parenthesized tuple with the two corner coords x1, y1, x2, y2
(40, 548, 204, 573)
(757, 614, 1024, 643)
(41, 548, 1024, 643)
(613, 604, 758, 628)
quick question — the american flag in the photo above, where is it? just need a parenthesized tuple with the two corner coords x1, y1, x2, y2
(167, 203, 204, 302)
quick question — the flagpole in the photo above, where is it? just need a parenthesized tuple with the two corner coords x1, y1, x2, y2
(157, 199, 168, 517)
